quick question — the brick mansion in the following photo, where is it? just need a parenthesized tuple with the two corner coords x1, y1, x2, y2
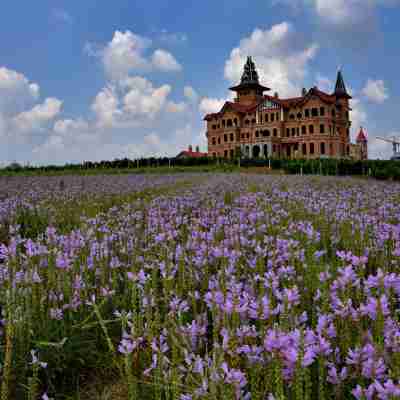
(204, 57, 368, 160)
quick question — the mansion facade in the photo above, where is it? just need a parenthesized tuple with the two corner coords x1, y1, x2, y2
(204, 57, 368, 160)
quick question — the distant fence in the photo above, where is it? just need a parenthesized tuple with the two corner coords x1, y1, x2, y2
(3, 157, 400, 180)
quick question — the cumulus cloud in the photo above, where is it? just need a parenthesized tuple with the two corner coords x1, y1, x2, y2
(91, 86, 122, 128)
(199, 98, 225, 115)
(13, 98, 63, 133)
(91, 30, 182, 80)
(151, 49, 182, 72)
(273, 0, 400, 36)
(362, 79, 389, 103)
(121, 76, 171, 120)
(224, 22, 318, 97)
(0, 67, 40, 114)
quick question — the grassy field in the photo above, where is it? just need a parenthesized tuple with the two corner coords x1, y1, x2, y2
(0, 173, 400, 399)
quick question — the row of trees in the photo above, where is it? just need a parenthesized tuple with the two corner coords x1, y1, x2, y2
(3, 157, 400, 180)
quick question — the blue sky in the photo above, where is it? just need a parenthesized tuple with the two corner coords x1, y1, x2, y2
(1, 0, 400, 164)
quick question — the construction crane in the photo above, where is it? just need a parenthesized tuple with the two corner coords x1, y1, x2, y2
(376, 136, 400, 160)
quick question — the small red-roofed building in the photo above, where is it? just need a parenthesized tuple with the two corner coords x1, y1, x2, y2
(352, 126, 368, 160)
(176, 145, 208, 159)
(204, 56, 367, 160)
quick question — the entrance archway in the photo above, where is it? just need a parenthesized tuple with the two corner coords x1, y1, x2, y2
(253, 145, 261, 158)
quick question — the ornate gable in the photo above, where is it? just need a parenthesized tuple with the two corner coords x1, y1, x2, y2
(258, 98, 281, 111)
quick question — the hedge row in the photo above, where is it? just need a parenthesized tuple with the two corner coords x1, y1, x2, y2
(3, 157, 400, 180)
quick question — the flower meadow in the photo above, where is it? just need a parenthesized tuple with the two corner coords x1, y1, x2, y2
(0, 173, 400, 400)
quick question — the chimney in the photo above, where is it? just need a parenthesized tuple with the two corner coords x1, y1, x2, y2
(195, 145, 200, 153)
(302, 88, 307, 96)
(188, 145, 193, 152)
(274, 92, 279, 98)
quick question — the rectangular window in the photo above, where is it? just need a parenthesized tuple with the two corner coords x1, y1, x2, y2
(218, 138, 221, 144)
(271, 113, 275, 122)
(273, 128, 277, 137)
(310, 143, 315, 154)
(246, 132, 250, 139)
(305, 109, 310, 118)
(320, 107, 325, 116)
(212, 125, 217, 130)
(321, 142, 325, 155)
(309, 125, 314, 134)
(212, 138, 216, 145)
(265, 114, 269, 123)
(302, 143, 307, 155)
(286, 128, 290, 137)
(296, 127, 300, 136)
(230, 149, 234, 158)
(320, 124, 325, 134)
(312, 108, 318, 117)
(224, 134, 228, 142)
(302, 126, 307, 135)
(292, 128, 296, 137)
(276, 112, 280, 121)
(224, 150, 228, 158)
(230, 133, 234, 141)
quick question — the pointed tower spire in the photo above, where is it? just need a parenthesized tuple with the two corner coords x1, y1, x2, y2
(229, 56, 270, 96)
(334, 69, 352, 99)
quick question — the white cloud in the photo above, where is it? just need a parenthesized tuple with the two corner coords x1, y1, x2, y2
(121, 77, 171, 119)
(158, 30, 188, 45)
(13, 97, 63, 133)
(362, 79, 389, 103)
(224, 22, 318, 97)
(151, 49, 182, 72)
(94, 30, 182, 80)
(199, 97, 225, 115)
(102, 30, 151, 80)
(368, 135, 398, 160)
(350, 98, 368, 141)
(273, 0, 400, 32)
(91, 85, 122, 128)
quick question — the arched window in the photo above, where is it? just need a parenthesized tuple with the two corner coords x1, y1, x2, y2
(310, 143, 315, 154)
(312, 108, 318, 117)
(224, 150, 228, 158)
(273, 128, 278, 137)
(265, 114, 269, 123)
(271, 114, 275, 122)
(286, 128, 290, 137)
(302, 126, 307, 135)
(224, 134, 228, 142)
(292, 128, 296, 137)
(230, 149, 234, 158)
(227, 119, 233, 127)
(309, 125, 314, 134)
(230, 133, 234, 141)
(212, 138, 216, 145)
(290, 114, 295, 120)
(251, 118, 256, 124)
(222, 120, 226, 127)
(245, 119, 250, 125)
(302, 143, 307, 155)
(297, 112, 302, 119)
(218, 138, 221, 144)
(320, 124, 325, 134)
(234, 118, 238, 126)
(320, 142, 325, 155)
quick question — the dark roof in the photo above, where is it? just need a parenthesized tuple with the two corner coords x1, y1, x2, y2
(203, 85, 349, 120)
(229, 56, 270, 92)
(356, 127, 367, 142)
(176, 150, 208, 158)
(334, 70, 352, 99)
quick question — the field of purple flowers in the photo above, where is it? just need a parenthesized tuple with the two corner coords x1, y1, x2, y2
(0, 174, 400, 400)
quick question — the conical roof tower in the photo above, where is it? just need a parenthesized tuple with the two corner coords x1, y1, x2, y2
(334, 69, 352, 99)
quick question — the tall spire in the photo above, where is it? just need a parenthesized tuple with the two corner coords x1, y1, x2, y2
(334, 69, 352, 99)
(240, 56, 260, 85)
(229, 56, 270, 93)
